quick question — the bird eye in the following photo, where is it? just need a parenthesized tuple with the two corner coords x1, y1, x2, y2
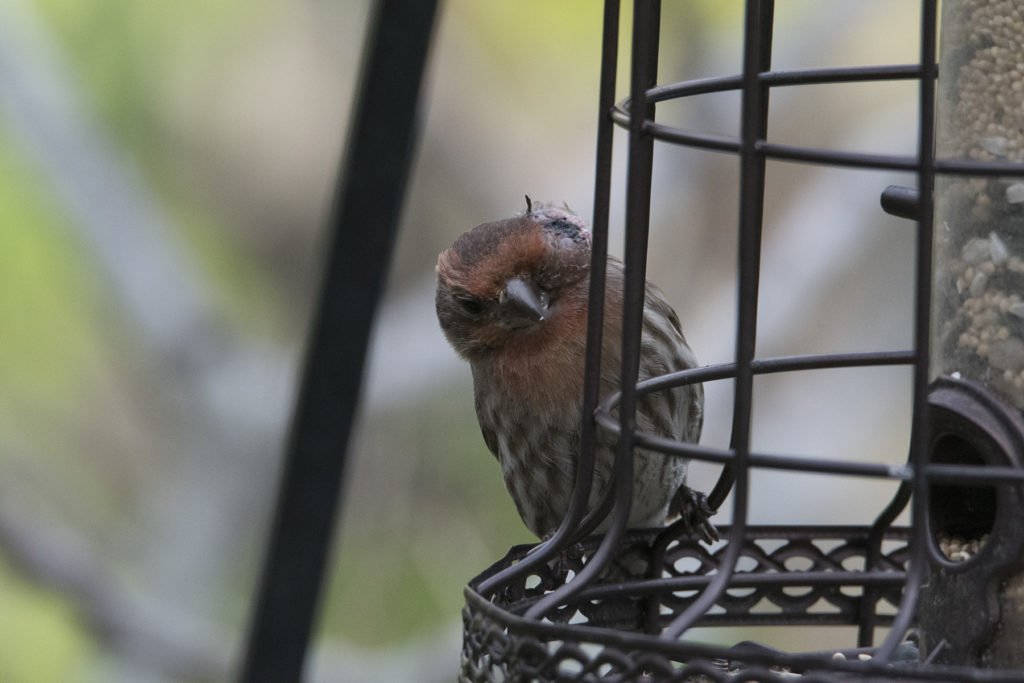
(457, 296, 483, 315)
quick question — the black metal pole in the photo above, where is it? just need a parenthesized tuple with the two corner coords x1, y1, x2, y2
(238, 0, 439, 680)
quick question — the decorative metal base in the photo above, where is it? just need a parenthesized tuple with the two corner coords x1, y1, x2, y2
(461, 525, 925, 682)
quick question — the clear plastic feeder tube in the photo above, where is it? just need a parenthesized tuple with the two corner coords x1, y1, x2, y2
(933, 0, 1024, 411)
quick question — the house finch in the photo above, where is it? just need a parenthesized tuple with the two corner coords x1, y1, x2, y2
(435, 199, 714, 542)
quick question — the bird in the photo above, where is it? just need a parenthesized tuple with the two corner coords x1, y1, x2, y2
(435, 198, 715, 543)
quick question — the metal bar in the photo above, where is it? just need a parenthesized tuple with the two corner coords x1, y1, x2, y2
(881, 184, 922, 220)
(613, 0, 661, 535)
(475, 0, 622, 598)
(591, 411, 909, 476)
(631, 436, 913, 479)
(611, 127, 1024, 177)
(545, 568, 908, 604)
(755, 140, 919, 170)
(523, 0, 662, 621)
(875, 0, 939, 663)
(568, 0, 621, 546)
(639, 121, 742, 153)
(860, 480, 912, 645)
(595, 395, 1024, 480)
(663, 0, 775, 640)
(237, 0, 438, 679)
(643, 63, 923, 105)
(758, 63, 928, 87)
(709, 0, 776, 513)
(468, 591, 1024, 683)
(632, 350, 916, 396)
(583, 351, 918, 480)
(709, 0, 774, 517)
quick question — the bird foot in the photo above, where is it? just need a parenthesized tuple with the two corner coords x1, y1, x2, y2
(541, 540, 584, 583)
(671, 485, 719, 544)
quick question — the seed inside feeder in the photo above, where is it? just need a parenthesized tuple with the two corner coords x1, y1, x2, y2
(932, 0, 1024, 412)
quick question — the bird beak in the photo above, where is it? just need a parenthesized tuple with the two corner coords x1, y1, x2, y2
(500, 277, 548, 328)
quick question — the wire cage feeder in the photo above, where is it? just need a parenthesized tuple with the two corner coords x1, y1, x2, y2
(459, 1, 1024, 681)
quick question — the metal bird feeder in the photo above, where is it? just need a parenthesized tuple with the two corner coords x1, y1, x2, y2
(237, 0, 1024, 680)
(458, 1, 1024, 681)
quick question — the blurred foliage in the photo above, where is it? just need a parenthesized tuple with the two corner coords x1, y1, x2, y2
(0, 556, 87, 683)
(0, 137, 101, 411)
(0, 141, 104, 683)
(30, 0, 293, 339)
(0, 0, 924, 680)
(322, 395, 534, 646)
(31, 0, 264, 150)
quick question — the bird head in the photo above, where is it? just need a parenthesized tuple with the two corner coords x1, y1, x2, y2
(435, 200, 592, 360)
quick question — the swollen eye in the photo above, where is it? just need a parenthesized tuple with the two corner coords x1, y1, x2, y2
(457, 297, 483, 315)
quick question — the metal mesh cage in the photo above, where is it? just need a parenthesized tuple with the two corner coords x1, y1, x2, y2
(459, 1, 1024, 680)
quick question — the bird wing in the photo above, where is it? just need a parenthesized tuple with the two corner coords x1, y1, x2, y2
(473, 381, 502, 461)
(480, 423, 500, 461)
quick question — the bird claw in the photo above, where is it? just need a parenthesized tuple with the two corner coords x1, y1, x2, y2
(544, 541, 584, 582)
(672, 486, 719, 544)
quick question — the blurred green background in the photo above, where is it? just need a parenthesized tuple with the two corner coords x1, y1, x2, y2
(1, 1, 926, 681)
